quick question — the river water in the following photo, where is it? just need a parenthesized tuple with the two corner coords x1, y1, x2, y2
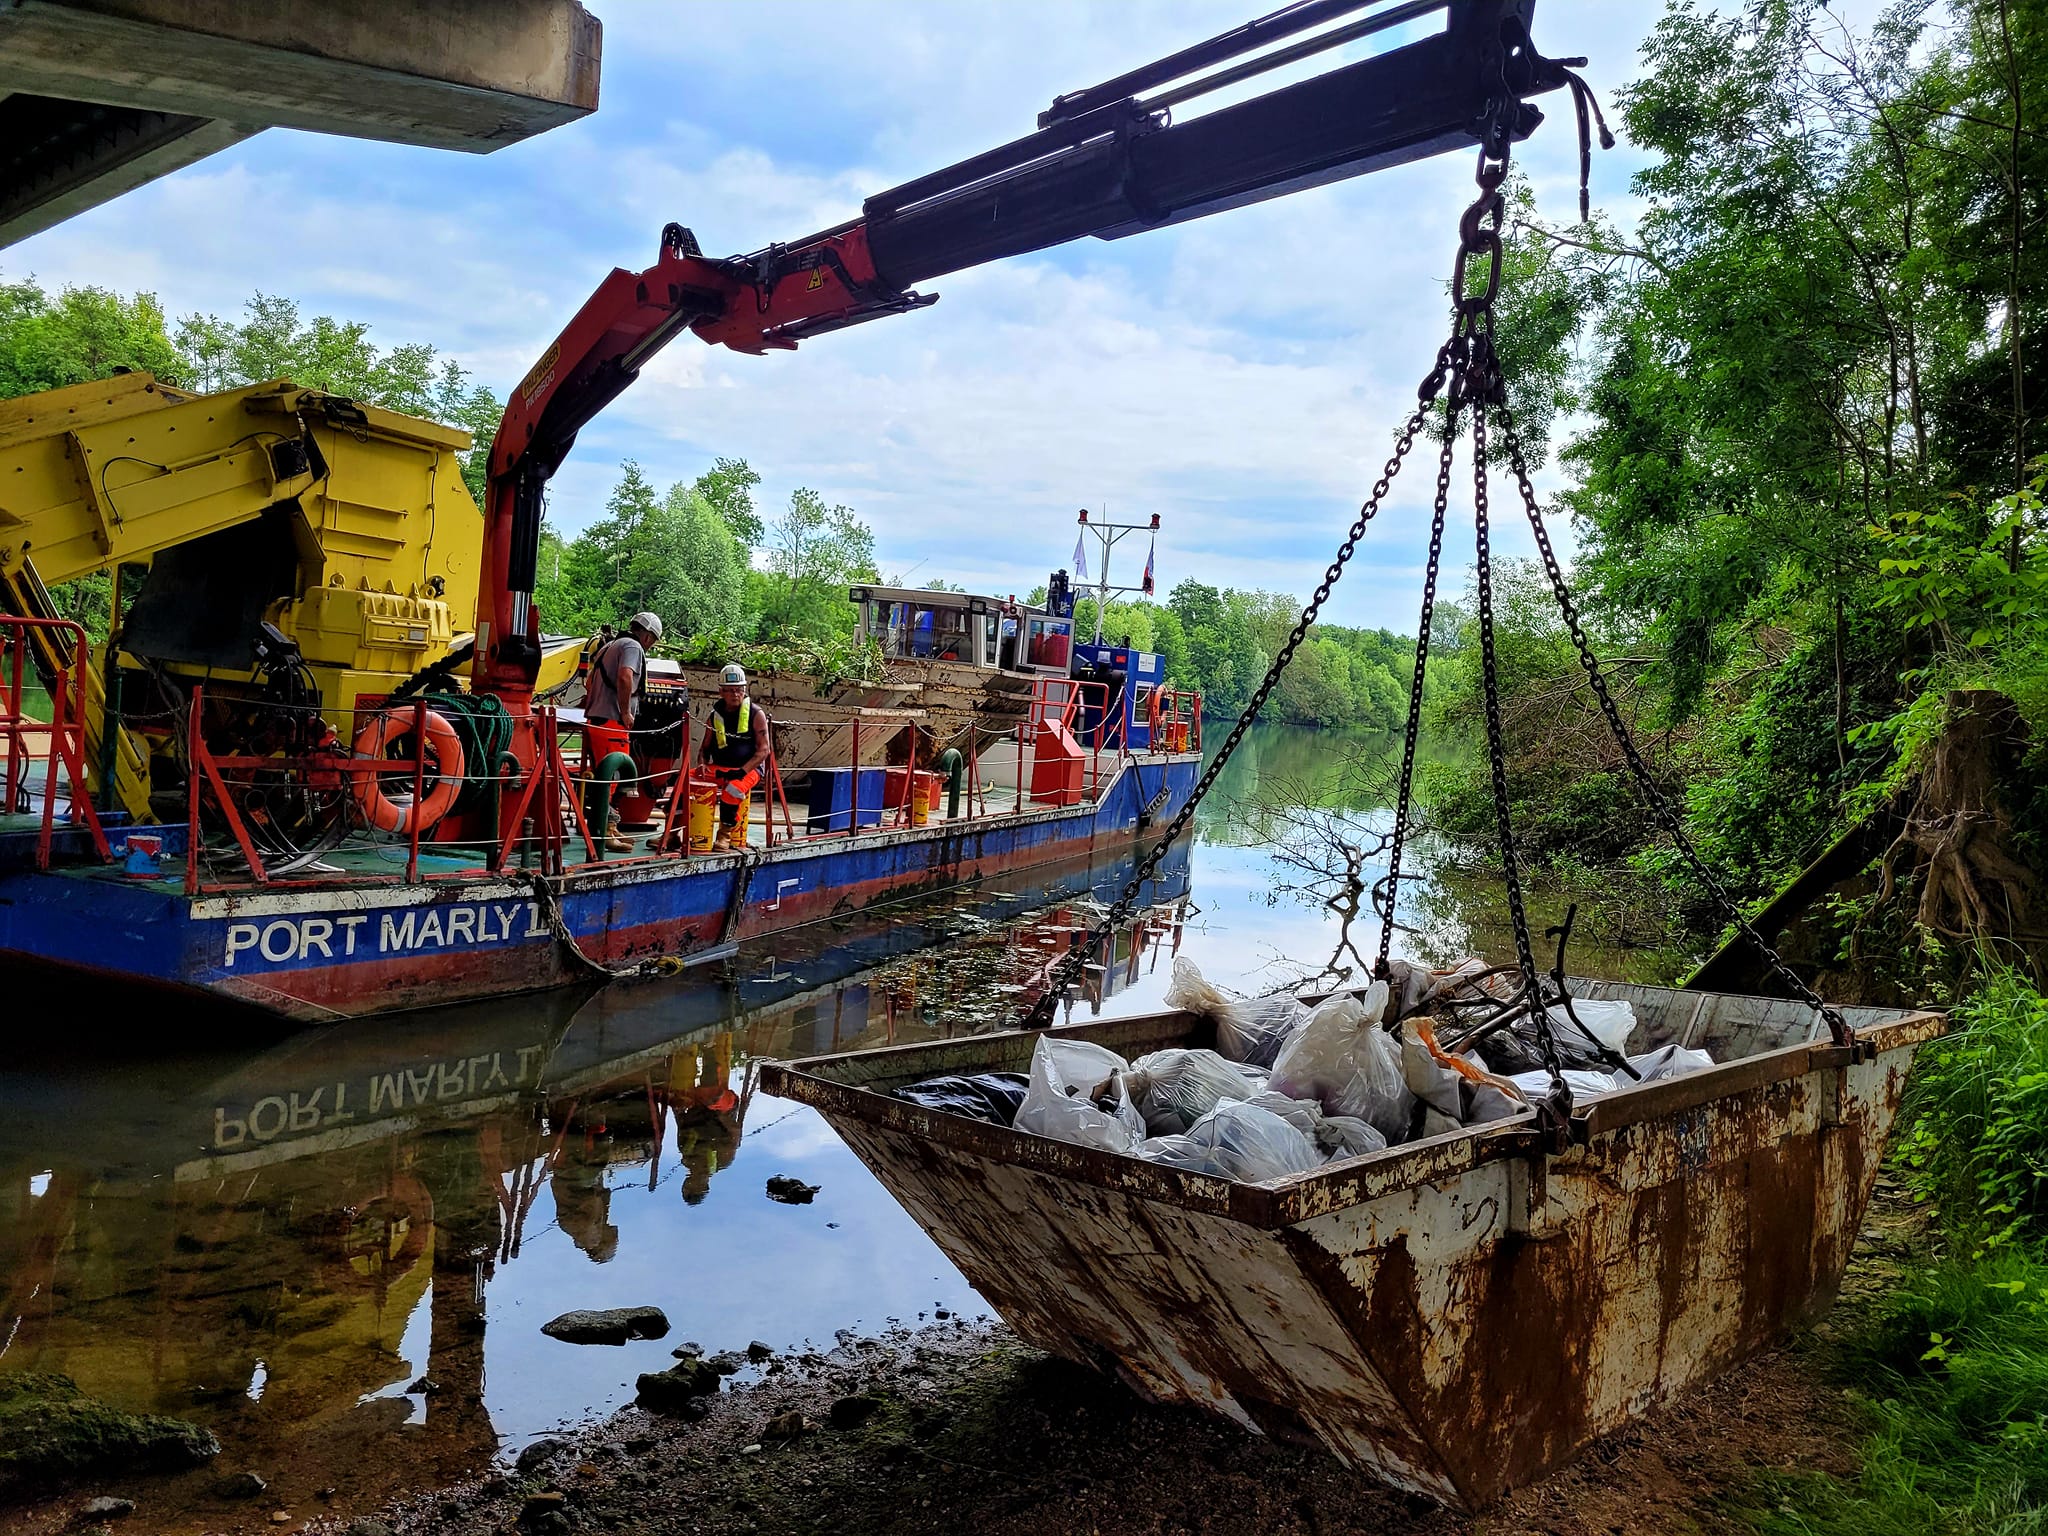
(0, 724, 1683, 1525)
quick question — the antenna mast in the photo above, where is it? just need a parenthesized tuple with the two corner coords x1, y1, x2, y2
(1075, 507, 1161, 642)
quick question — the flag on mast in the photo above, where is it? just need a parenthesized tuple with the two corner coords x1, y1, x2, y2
(1073, 530, 1088, 579)
(1142, 536, 1155, 596)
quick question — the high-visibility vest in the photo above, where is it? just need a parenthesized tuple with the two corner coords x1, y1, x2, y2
(710, 697, 752, 748)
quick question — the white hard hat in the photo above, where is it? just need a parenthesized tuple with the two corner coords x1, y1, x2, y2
(719, 662, 748, 688)
(629, 611, 663, 641)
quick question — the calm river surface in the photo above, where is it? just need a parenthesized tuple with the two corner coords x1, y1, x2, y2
(0, 723, 1683, 1524)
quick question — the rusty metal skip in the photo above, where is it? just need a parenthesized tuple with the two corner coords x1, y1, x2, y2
(763, 980, 1942, 1510)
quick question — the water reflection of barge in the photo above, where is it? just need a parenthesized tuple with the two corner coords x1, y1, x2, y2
(0, 838, 1189, 1513)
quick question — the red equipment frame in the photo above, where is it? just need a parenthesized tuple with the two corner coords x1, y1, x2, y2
(2, 616, 111, 869)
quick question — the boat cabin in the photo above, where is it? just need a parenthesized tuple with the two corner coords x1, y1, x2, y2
(849, 585, 1074, 677)
(1071, 638, 1169, 749)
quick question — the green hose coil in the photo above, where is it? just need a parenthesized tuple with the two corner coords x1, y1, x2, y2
(423, 685, 514, 813)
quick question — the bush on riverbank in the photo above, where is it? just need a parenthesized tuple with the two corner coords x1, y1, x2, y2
(1730, 970, 2048, 1535)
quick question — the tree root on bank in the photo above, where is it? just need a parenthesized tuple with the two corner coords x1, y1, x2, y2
(1690, 688, 2047, 1005)
(1876, 690, 2046, 974)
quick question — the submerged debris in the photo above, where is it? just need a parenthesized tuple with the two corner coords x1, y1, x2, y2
(765, 1175, 820, 1204)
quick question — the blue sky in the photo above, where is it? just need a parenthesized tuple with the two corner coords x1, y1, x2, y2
(8, 1, 1667, 630)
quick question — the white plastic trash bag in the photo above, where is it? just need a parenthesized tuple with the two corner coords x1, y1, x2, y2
(1139, 1100, 1322, 1183)
(1509, 1067, 1619, 1100)
(1163, 955, 1311, 1068)
(1626, 1042, 1716, 1083)
(1417, 1106, 1464, 1139)
(1124, 1048, 1265, 1135)
(1268, 982, 1414, 1142)
(1378, 958, 1440, 1024)
(1401, 1027, 1466, 1119)
(1134, 1133, 1210, 1173)
(1015, 1036, 1146, 1153)
(1546, 998, 1637, 1056)
(1455, 1051, 1529, 1125)
(1243, 1090, 1322, 1138)
(1312, 1113, 1387, 1162)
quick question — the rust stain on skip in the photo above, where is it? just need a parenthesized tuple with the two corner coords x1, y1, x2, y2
(761, 979, 1945, 1513)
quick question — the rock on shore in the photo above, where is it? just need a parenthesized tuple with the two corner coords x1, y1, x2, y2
(539, 1308, 670, 1346)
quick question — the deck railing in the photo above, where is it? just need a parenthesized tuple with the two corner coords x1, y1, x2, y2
(1, 616, 110, 869)
(137, 668, 1197, 892)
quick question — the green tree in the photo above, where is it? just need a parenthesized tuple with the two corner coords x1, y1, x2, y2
(693, 456, 764, 547)
(767, 487, 878, 640)
(1273, 636, 1353, 727)
(639, 483, 753, 642)
(171, 292, 504, 505)
(546, 459, 661, 636)
(0, 277, 183, 396)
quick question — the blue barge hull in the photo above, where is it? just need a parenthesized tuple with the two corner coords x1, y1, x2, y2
(0, 752, 1198, 1022)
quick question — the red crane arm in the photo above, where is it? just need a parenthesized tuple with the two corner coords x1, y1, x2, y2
(477, 0, 1576, 701)
(477, 221, 919, 693)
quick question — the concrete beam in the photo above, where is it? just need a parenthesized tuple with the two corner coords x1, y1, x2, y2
(0, 1, 601, 150)
(0, 105, 253, 248)
(0, 0, 599, 247)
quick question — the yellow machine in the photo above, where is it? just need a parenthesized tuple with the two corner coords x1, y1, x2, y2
(0, 372, 492, 820)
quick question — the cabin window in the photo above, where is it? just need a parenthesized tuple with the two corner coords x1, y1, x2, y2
(922, 606, 975, 661)
(1025, 615, 1073, 671)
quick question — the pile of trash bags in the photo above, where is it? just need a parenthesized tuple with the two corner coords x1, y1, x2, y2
(889, 954, 1719, 1184)
(999, 1030, 1388, 1179)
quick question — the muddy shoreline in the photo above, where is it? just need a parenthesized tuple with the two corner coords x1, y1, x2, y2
(3, 1179, 1922, 1536)
(1, 1321, 1855, 1536)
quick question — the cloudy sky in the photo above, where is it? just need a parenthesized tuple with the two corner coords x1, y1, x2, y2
(9, 1, 1666, 629)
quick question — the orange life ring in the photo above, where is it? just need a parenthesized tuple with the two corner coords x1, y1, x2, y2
(350, 708, 466, 834)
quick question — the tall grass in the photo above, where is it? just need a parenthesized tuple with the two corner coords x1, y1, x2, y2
(1731, 968, 2048, 1535)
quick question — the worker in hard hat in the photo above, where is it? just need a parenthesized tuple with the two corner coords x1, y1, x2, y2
(585, 611, 663, 853)
(692, 662, 773, 852)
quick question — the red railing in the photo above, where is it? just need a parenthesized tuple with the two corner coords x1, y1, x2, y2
(2, 616, 111, 869)
(1155, 687, 1203, 753)
(163, 671, 1191, 890)
(493, 705, 599, 877)
(183, 687, 475, 892)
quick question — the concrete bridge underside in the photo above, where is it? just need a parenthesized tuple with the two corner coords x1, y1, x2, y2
(0, 0, 601, 248)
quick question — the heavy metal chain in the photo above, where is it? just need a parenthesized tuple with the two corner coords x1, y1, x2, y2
(1469, 328, 1573, 1116)
(1374, 399, 1460, 973)
(1492, 409, 1855, 1049)
(1023, 384, 1444, 1028)
(1028, 88, 1849, 1099)
(1371, 139, 1577, 1131)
